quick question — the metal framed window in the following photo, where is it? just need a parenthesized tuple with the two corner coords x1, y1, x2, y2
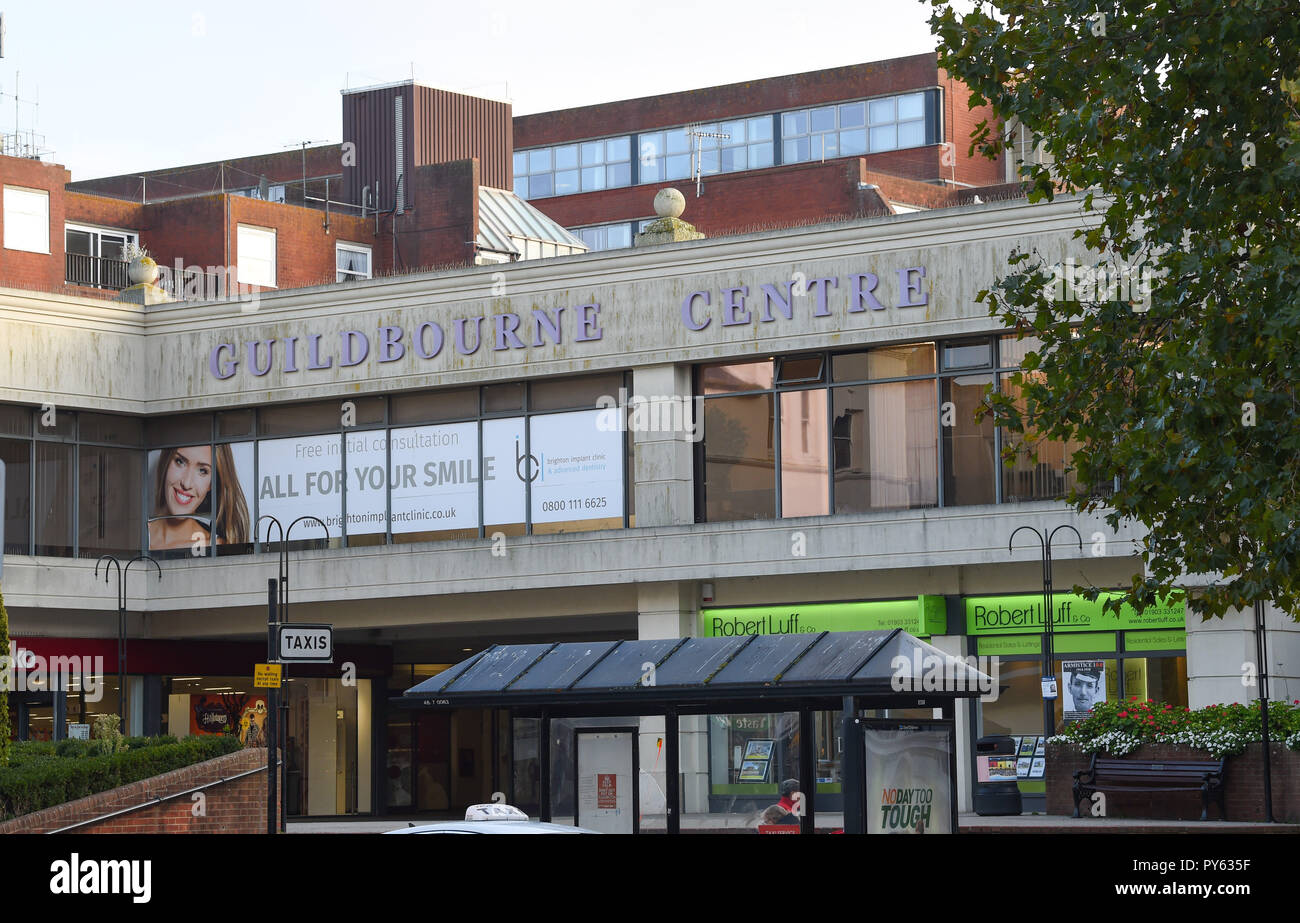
(513, 137, 633, 200)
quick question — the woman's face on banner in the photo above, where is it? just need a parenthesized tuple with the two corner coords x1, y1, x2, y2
(163, 446, 213, 517)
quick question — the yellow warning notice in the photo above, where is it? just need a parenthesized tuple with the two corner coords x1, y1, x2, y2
(253, 664, 282, 688)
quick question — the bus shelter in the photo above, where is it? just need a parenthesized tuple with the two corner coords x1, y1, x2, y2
(398, 630, 989, 834)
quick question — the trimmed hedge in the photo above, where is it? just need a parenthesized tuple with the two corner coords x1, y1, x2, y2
(0, 735, 243, 821)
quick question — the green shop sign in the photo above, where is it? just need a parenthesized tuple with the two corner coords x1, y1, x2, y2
(701, 596, 946, 638)
(965, 593, 1185, 635)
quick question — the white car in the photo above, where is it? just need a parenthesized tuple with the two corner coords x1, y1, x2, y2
(385, 803, 601, 834)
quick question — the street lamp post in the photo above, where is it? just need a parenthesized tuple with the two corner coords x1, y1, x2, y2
(255, 515, 329, 833)
(93, 555, 162, 729)
(1009, 525, 1082, 741)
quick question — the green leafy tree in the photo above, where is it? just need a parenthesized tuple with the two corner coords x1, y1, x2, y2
(928, 0, 1300, 620)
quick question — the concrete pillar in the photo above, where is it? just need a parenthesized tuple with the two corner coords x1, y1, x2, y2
(630, 364, 695, 528)
(928, 634, 974, 813)
(636, 582, 708, 814)
(1186, 603, 1300, 708)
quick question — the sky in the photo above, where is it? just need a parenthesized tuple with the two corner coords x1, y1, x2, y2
(0, 0, 945, 180)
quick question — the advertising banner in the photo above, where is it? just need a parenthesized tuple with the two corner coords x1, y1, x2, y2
(864, 726, 952, 834)
(700, 596, 947, 638)
(147, 443, 253, 552)
(482, 417, 527, 530)
(529, 409, 624, 526)
(385, 423, 482, 535)
(254, 434, 340, 542)
(965, 593, 1185, 635)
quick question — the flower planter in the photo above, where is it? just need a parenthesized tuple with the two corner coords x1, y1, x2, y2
(1047, 741, 1300, 822)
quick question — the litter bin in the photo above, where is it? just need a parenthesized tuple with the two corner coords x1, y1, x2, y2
(973, 735, 1022, 816)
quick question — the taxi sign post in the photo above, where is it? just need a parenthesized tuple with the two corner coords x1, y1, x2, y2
(265, 578, 278, 836)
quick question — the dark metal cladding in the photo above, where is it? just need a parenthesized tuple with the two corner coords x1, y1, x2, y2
(407, 647, 487, 695)
(572, 639, 680, 690)
(507, 641, 620, 691)
(782, 630, 893, 683)
(649, 636, 751, 687)
(707, 633, 823, 686)
(449, 643, 555, 692)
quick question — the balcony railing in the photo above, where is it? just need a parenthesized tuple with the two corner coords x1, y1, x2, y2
(65, 252, 130, 291)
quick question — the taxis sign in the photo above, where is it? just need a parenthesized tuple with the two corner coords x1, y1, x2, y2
(278, 624, 333, 662)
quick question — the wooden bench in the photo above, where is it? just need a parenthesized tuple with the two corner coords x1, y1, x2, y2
(1072, 755, 1227, 820)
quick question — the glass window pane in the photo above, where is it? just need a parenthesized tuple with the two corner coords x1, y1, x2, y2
(530, 373, 624, 412)
(776, 356, 824, 384)
(721, 146, 747, 172)
(79, 412, 143, 445)
(1, 438, 31, 553)
(258, 400, 340, 436)
(942, 341, 993, 370)
(144, 414, 211, 446)
(79, 446, 143, 557)
(581, 141, 604, 165)
(554, 144, 579, 170)
(666, 153, 692, 180)
(898, 121, 925, 149)
(640, 155, 663, 184)
(700, 360, 774, 394)
(1000, 335, 1045, 368)
(747, 116, 772, 142)
(528, 174, 553, 198)
(839, 102, 866, 129)
(783, 138, 810, 164)
(704, 394, 775, 521)
(606, 162, 631, 187)
(35, 408, 75, 439)
(578, 228, 602, 250)
(810, 106, 836, 133)
(391, 387, 478, 425)
(512, 151, 527, 176)
(833, 381, 937, 512)
(34, 441, 74, 556)
(484, 382, 524, 413)
(606, 224, 632, 248)
(898, 93, 925, 120)
(666, 128, 690, 155)
(0, 404, 30, 437)
(868, 98, 895, 125)
(941, 374, 996, 505)
(870, 125, 897, 152)
(528, 148, 551, 173)
(554, 170, 580, 195)
(1000, 371, 1092, 502)
(699, 149, 720, 175)
(513, 177, 529, 198)
(871, 343, 936, 379)
(780, 389, 828, 517)
(749, 143, 774, 169)
(840, 129, 867, 156)
(605, 137, 631, 162)
(581, 167, 606, 191)
(817, 133, 838, 159)
(216, 410, 255, 438)
(721, 120, 746, 144)
(782, 111, 807, 137)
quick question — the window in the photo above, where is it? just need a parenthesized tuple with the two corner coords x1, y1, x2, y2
(571, 222, 635, 252)
(783, 92, 929, 164)
(638, 117, 774, 185)
(65, 224, 137, 289)
(236, 224, 276, 287)
(514, 137, 632, 199)
(336, 242, 372, 281)
(4, 185, 49, 253)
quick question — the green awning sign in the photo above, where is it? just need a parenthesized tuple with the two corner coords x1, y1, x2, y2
(964, 593, 1184, 635)
(700, 596, 946, 638)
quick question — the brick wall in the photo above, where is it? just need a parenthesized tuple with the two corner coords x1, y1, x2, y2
(0, 747, 279, 835)
(514, 54, 942, 147)
(67, 146, 344, 201)
(939, 70, 1006, 187)
(390, 159, 479, 271)
(0, 155, 72, 292)
(1046, 742, 1300, 823)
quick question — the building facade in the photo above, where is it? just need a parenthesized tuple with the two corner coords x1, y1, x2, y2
(4, 188, 1296, 821)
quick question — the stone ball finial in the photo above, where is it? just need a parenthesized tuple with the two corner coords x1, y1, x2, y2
(654, 187, 686, 219)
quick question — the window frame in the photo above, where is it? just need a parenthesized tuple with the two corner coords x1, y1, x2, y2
(336, 241, 373, 282)
(236, 223, 277, 288)
(4, 185, 50, 254)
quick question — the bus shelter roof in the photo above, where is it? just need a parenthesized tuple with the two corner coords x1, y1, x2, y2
(398, 630, 989, 713)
